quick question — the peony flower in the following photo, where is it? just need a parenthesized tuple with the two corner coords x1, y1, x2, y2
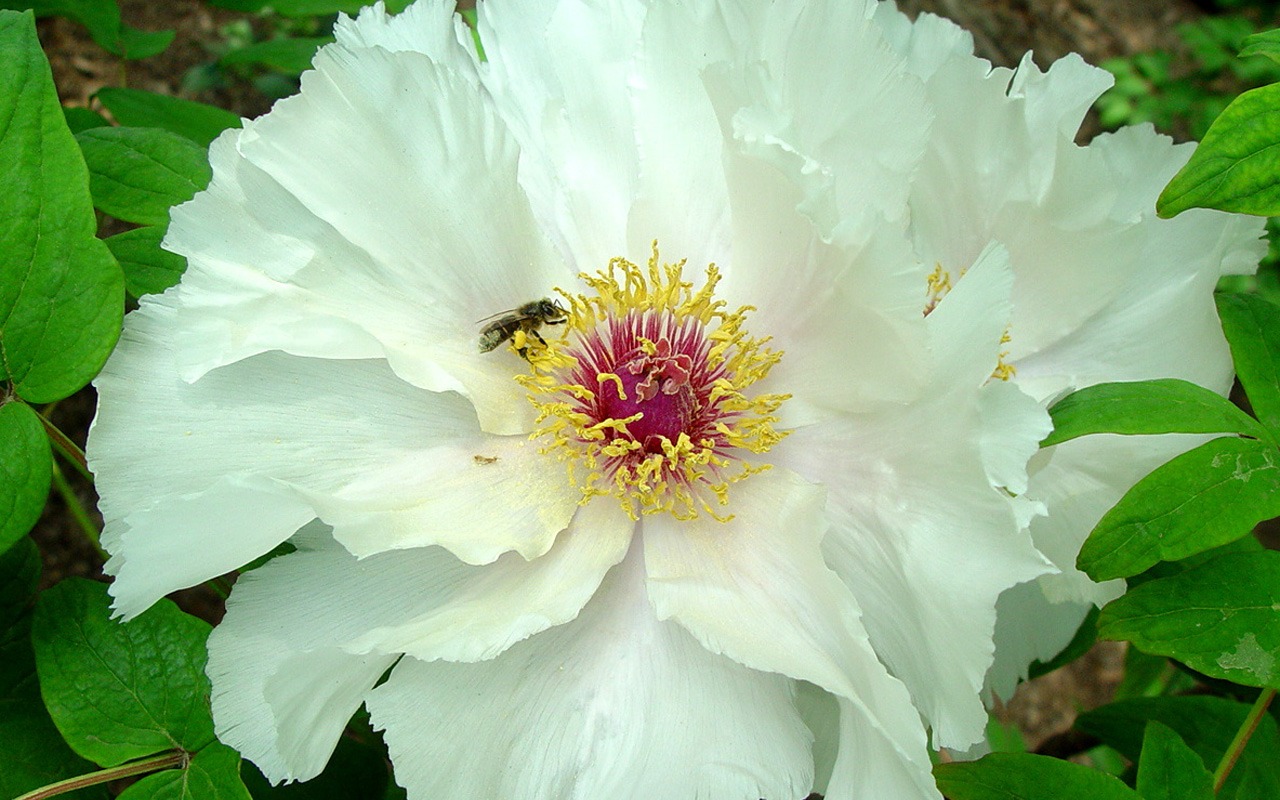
(87, 1, 1264, 798)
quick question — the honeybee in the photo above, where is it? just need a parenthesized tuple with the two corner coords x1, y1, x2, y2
(477, 298, 569, 358)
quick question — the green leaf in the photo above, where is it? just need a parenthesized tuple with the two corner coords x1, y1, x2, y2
(31, 578, 215, 766)
(105, 226, 187, 297)
(1240, 29, 1280, 64)
(1137, 721, 1215, 800)
(1077, 436, 1280, 581)
(1098, 551, 1280, 688)
(0, 401, 52, 554)
(0, 538, 106, 800)
(221, 37, 333, 75)
(934, 752, 1139, 800)
(1043, 379, 1268, 447)
(0, 0, 172, 59)
(95, 87, 241, 147)
(1113, 646, 1176, 701)
(62, 105, 108, 134)
(76, 126, 211, 226)
(0, 536, 38, 633)
(118, 743, 252, 800)
(985, 715, 1026, 755)
(1217, 293, 1280, 433)
(0, 10, 124, 403)
(1158, 82, 1280, 217)
(1076, 696, 1280, 799)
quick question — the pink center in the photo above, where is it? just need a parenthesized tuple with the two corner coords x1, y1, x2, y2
(564, 310, 729, 460)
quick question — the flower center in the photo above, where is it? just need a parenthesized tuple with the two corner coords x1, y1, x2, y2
(519, 245, 789, 521)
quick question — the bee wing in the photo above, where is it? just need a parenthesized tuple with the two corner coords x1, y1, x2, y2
(475, 308, 519, 326)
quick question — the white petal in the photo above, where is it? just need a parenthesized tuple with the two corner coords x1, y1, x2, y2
(872, 4, 975, 81)
(334, 0, 478, 67)
(210, 642, 395, 784)
(979, 380, 1053, 495)
(478, 0, 645, 272)
(795, 682, 840, 796)
(715, 138, 929, 422)
(1011, 127, 1266, 399)
(207, 508, 629, 783)
(348, 498, 634, 662)
(304, 431, 579, 563)
(104, 474, 313, 619)
(924, 241, 1014, 388)
(166, 43, 568, 433)
(907, 56, 1132, 356)
(643, 469, 940, 800)
(623, 0, 733, 267)
(984, 581, 1095, 702)
(207, 522, 409, 782)
(705, 0, 930, 245)
(366, 543, 813, 800)
(770, 249, 1051, 748)
(90, 303, 576, 610)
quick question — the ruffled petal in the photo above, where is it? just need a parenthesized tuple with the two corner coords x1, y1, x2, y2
(208, 506, 630, 783)
(984, 581, 1095, 702)
(347, 498, 634, 662)
(713, 137, 929, 422)
(302, 430, 580, 563)
(769, 248, 1052, 749)
(210, 642, 395, 784)
(1011, 126, 1266, 400)
(165, 41, 568, 433)
(704, 0, 930, 245)
(366, 542, 813, 800)
(90, 303, 578, 614)
(623, 0, 734, 268)
(477, 0, 645, 272)
(643, 469, 940, 800)
(333, 0, 478, 65)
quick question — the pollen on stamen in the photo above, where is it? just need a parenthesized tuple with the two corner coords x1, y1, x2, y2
(516, 244, 789, 522)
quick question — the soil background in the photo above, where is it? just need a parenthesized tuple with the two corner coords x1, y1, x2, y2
(25, 0, 1235, 769)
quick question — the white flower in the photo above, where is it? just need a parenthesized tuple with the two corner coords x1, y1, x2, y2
(87, 1, 1264, 798)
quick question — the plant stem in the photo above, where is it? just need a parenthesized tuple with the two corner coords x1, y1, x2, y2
(51, 461, 106, 561)
(34, 406, 92, 482)
(14, 750, 187, 800)
(1212, 688, 1276, 793)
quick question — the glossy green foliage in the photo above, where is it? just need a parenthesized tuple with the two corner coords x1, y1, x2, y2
(0, 10, 124, 403)
(105, 226, 187, 298)
(1160, 82, 1280, 217)
(0, 401, 51, 555)
(31, 579, 215, 766)
(1099, 551, 1280, 688)
(1136, 722, 1215, 800)
(1043, 379, 1267, 447)
(934, 753, 1138, 800)
(76, 126, 212, 226)
(0, 539, 106, 799)
(95, 87, 241, 147)
(1077, 696, 1280, 799)
(1077, 436, 1280, 580)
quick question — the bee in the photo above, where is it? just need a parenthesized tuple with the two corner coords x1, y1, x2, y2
(477, 298, 569, 358)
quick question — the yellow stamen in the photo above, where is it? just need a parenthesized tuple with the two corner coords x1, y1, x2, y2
(517, 243, 789, 522)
